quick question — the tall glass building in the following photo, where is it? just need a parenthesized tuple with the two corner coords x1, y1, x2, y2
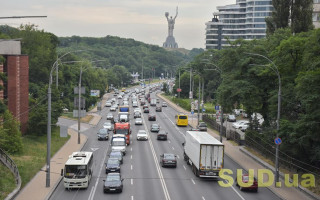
(205, 0, 273, 49)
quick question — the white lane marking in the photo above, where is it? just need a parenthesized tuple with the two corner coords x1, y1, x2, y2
(191, 178, 195, 184)
(131, 196, 134, 200)
(131, 147, 133, 151)
(202, 197, 205, 200)
(224, 180, 246, 200)
(172, 147, 175, 150)
(183, 165, 186, 170)
(176, 155, 180, 159)
(162, 112, 184, 135)
(131, 179, 133, 185)
(141, 113, 171, 200)
(131, 165, 133, 170)
(89, 145, 109, 200)
(168, 140, 171, 143)
(131, 155, 132, 159)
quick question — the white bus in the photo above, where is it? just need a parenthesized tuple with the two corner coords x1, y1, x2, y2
(61, 151, 93, 189)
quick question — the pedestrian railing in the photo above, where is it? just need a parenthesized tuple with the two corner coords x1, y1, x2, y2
(0, 147, 21, 200)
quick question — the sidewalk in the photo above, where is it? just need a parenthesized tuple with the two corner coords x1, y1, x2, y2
(14, 93, 107, 200)
(14, 129, 87, 200)
(157, 93, 316, 200)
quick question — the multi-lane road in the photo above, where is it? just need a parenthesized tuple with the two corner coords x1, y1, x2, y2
(50, 87, 280, 200)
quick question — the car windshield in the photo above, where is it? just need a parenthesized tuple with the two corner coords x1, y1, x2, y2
(110, 152, 122, 157)
(152, 124, 159, 128)
(164, 154, 175, 159)
(107, 159, 119, 165)
(106, 175, 120, 182)
(112, 140, 126, 146)
(99, 129, 108, 134)
(199, 123, 206, 127)
(159, 131, 166, 134)
(179, 116, 187, 119)
(138, 131, 146, 135)
(115, 129, 128, 135)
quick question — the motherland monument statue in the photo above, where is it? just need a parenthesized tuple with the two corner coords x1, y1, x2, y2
(163, 6, 178, 48)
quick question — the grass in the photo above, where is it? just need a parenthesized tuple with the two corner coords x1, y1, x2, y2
(61, 112, 94, 123)
(0, 164, 16, 200)
(9, 127, 70, 189)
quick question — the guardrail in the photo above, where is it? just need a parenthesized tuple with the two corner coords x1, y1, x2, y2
(0, 148, 21, 200)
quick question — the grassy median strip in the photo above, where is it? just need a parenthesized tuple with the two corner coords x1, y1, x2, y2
(61, 112, 94, 123)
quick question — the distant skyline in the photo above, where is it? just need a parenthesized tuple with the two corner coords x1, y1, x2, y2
(1, 0, 235, 49)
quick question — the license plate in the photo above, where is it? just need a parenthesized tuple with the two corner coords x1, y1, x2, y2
(110, 189, 116, 191)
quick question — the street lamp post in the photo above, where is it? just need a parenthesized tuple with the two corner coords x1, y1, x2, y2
(246, 52, 281, 186)
(46, 50, 85, 187)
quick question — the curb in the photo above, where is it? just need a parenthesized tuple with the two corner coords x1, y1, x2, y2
(240, 148, 320, 200)
(44, 131, 88, 200)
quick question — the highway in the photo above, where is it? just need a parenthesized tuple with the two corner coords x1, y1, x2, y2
(49, 86, 281, 200)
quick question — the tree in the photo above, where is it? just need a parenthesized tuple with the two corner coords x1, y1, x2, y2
(0, 110, 23, 153)
(266, 0, 291, 35)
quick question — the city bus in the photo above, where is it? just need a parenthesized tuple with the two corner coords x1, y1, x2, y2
(175, 114, 188, 126)
(61, 151, 93, 189)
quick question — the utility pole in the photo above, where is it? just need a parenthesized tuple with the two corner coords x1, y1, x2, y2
(220, 106, 223, 143)
(178, 69, 180, 98)
(201, 77, 204, 119)
(197, 77, 201, 126)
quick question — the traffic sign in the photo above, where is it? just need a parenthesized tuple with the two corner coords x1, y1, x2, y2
(177, 88, 182, 92)
(189, 91, 193, 99)
(191, 111, 194, 115)
(215, 105, 220, 110)
(202, 108, 205, 112)
(274, 137, 282, 145)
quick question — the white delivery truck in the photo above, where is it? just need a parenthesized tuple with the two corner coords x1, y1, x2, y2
(183, 131, 224, 178)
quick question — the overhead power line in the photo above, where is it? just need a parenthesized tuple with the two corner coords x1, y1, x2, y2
(0, 16, 47, 19)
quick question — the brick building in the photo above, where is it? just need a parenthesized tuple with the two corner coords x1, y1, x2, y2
(0, 40, 29, 133)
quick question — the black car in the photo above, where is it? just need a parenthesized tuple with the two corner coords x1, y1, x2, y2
(109, 151, 123, 164)
(156, 106, 162, 112)
(157, 130, 168, 140)
(105, 158, 121, 174)
(148, 113, 156, 121)
(143, 108, 149, 113)
(160, 153, 177, 168)
(97, 128, 109, 140)
(197, 122, 207, 131)
(103, 173, 123, 193)
(150, 123, 160, 132)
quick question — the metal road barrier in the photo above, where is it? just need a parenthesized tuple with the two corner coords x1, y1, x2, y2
(0, 148, 21, 200)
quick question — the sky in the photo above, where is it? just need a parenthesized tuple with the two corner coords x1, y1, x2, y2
(1, 0, 235, 50)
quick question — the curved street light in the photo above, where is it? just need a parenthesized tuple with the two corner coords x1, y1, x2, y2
(246, 52, 282, 186)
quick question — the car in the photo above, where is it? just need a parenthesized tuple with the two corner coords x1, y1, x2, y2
(235, 174, 258, 192)
(105, 158, 121, 174)
(137, 130, 148, 140)
(140, 101, 146, 106)
(148, 113, 156, 121)
(105, 101, 112, 107)
(110, 105, 117, 111)
(162, 102, 167, 107)
(157, 130, 168, 140)
(134, 108, 142, 113)
(134, 111, 141, 118)
(142, 105, 148, 109)
(109, 151, 123, 164)
(111, 98, 116, 103)
(103, 173, 123, 193)
(117, 95, 122, 99)
(232, 120, 249, 129)
(135, 118, 143, 125)
(106, 113, 114, 121)
(143, 108, 150, 113)
(227, 114, 236, 122)
(103, 121, 113, 130)
(156, 98, 160, 103)
(150, 123, 160, 132)
(97, 128, 109, 140)
(197, 122, 207, 131)
(240, 123, 250, 132)
(156, 106, 162, 112)
(132, 101, 138, 107)
(160, 153, 177, 168)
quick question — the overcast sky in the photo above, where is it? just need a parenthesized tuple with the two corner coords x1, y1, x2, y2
(1, 0, 235, 50)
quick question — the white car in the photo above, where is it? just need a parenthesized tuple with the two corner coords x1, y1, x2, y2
(110, 106, 117, 111)
(103, 121, 113, 130)
(117, 95, 122, 99)
(105, 101, 112, 107)
(135, 118, 143, 125)
(232, 120, 249, 129)
(134, 108, 141, 113)
(137, 130, 148, 140)
(132, 101, 138, 107)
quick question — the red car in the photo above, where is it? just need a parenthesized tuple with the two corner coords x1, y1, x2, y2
(236, 174, 258, 192)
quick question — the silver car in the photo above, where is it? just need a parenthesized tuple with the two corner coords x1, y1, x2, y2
(103, 121, 113, 130)
(135, 118, 143, 125)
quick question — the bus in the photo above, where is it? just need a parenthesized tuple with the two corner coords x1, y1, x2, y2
(175, 114, 188, 126)
(61, 151, 93, 189)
